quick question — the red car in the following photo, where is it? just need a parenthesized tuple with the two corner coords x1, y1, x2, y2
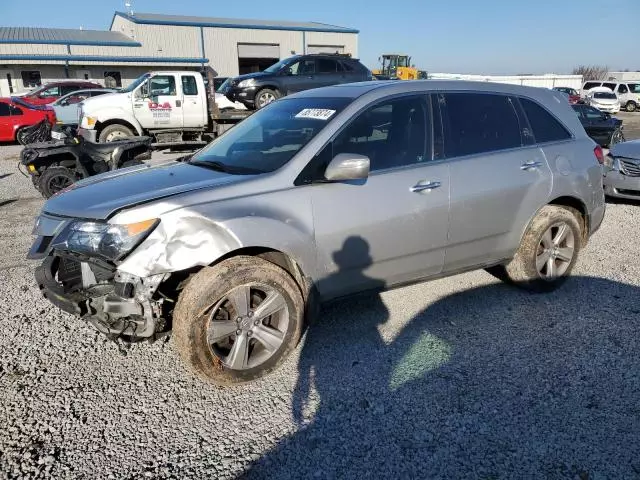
(17, 81, 102, 106)
(0, 97, 56, 143)
(553, 87, 582, 105)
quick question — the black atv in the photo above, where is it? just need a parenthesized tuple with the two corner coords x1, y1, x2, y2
(20, 133, 152, 198)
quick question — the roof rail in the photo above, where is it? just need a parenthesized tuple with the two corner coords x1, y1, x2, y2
(306, 52, 352, 57)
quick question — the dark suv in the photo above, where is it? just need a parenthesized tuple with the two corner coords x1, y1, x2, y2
(221, 53, 373, 109)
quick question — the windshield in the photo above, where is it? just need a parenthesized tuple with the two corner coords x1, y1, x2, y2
(594, 92, 617, 100)
(122, 73, 150, 93)
(263, 58, 296, 74)
(189, 96, 352, 174)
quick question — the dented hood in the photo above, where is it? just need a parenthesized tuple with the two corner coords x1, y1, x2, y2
(43, 161, 250, 220)
(610, 139, 640, 160)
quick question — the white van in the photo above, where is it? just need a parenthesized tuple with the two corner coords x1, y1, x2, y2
(581, 81, 640, 112)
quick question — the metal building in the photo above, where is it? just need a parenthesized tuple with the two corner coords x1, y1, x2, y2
(0, 11, 359, 96)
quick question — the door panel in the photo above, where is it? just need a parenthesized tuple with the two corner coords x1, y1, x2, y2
(309, 93, 450, 299)
(134, 74, 182, 129)
(315, 58, 342, 87)
(282, 59, 317, 94)
(180, 75, 206, 128)
(0, 102, 12, 141)
(312, 164, 450, 299)
(438, 92, 553, 271)
(445, 146, 551, 270)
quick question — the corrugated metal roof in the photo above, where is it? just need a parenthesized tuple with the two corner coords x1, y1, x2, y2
(114, 11, 359, 33)
(0, 27, 141, 46)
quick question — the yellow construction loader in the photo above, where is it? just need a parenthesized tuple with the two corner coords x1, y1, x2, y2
(372, 54, 428, 80)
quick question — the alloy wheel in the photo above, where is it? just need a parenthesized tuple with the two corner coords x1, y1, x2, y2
(535, 222, 575, 280)
(206, 283, 289, 370)
(257, 92, 276, 108)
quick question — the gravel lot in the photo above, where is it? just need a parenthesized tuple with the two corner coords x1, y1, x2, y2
(1, 117, 640, 479)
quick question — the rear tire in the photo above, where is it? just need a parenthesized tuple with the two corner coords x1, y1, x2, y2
(16, 127, 28, 146)
(98, 124, 134, 143)
(172, 256, 305, 385)
(38, 167, 77, 198)
(489, 205, 582, 292)
(626, 101, 637, 112)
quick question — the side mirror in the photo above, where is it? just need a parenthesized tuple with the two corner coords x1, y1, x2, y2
(324, 153, 370, 181)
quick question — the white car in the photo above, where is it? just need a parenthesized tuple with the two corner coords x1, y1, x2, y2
(585, 87, 620, 114)
(581, 80, 640, 112)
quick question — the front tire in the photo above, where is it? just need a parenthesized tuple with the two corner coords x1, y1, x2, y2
(38, 167, 77, 198)
(254, 88, 280, 110)
(173, 256, 305, 385)
(98, 124, 134, 143)
(490, 205, 582, 292)
(609, 128, 625, 147)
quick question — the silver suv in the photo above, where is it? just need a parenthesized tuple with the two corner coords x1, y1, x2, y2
(28, 81, 606, 385)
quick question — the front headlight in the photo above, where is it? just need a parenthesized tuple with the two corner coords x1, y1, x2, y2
(237, 79, 256, 88)
(52, 218, 158, 261)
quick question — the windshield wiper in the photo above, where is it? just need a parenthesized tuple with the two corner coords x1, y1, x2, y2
(188, 159, 265, 175)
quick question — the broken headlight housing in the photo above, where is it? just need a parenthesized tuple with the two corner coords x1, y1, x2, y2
(52, 218, 159, 261)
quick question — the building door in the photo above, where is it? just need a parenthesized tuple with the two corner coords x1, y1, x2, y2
(237, 43, 280, 74)
(0, 70, 16, 97)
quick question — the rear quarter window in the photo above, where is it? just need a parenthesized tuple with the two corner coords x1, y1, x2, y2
(519, 98, 572, 144)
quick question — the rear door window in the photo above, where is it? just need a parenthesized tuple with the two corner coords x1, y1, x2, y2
(583, 82, 601, 90)
(617, 84, 629, 94)
(519, 98, 572, 143)
(0, 103, 10, 116)
(438, 92, 523, 157)
(317, 58, 339, 73)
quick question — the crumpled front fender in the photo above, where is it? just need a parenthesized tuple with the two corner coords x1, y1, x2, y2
(117, 212, 316, 279)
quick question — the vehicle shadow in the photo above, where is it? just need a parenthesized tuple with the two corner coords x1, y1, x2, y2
(241, 244, 640, 478)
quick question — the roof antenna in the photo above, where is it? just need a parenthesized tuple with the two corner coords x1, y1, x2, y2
(124, 1, 134, 15)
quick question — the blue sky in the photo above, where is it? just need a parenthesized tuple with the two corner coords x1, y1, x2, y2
(2, 0, 638, 74)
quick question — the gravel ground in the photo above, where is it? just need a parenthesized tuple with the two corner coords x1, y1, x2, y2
(1, 129, 640, 479)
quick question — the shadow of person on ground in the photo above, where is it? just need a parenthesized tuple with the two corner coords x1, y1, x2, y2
(242, 270, 640, 479)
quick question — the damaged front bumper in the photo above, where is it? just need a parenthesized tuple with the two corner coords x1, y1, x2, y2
(31, 240, 168, 342)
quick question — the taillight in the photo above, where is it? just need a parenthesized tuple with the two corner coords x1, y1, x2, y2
(594, 145, 604, 164)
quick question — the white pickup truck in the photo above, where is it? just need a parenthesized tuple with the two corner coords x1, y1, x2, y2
(78, 70, 251, 146)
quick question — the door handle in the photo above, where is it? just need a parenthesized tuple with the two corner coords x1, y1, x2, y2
(521, 161, 542, 170)
(410, 181, 441, 193)
(133, 103, 143, 108)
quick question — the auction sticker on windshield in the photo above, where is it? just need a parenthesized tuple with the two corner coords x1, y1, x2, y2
(295, 108, 336, 120)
